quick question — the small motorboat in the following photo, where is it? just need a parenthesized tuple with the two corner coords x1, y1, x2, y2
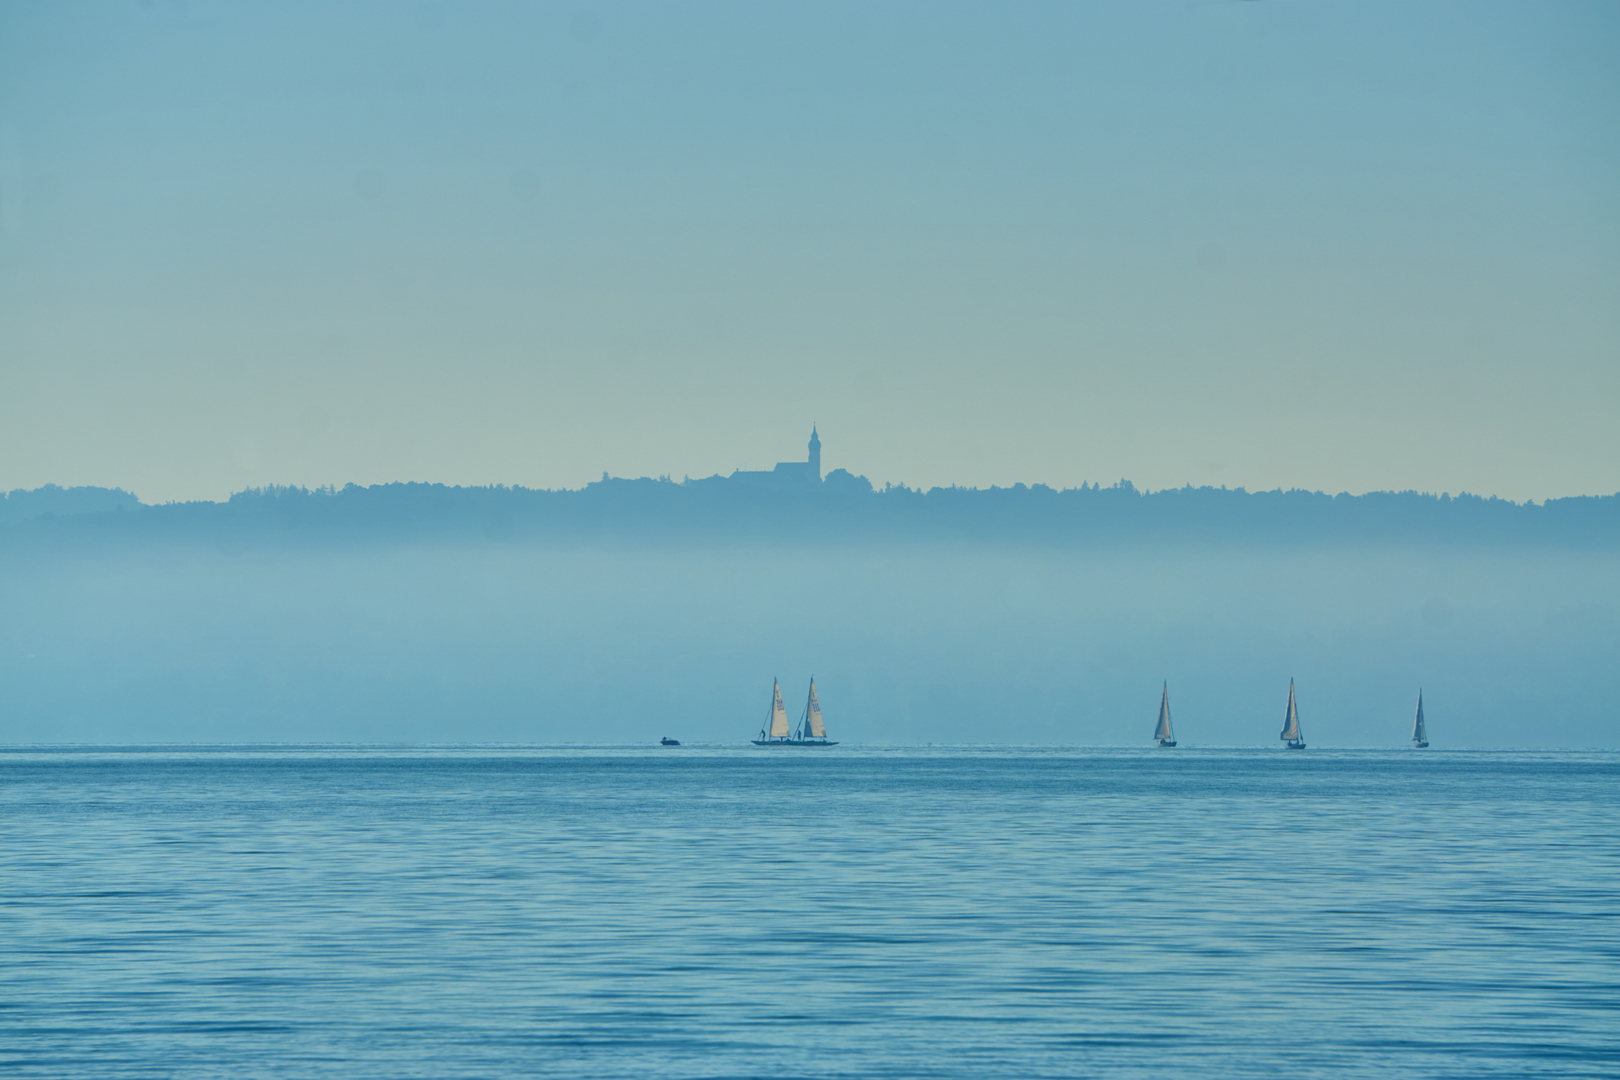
(660, 736, 681, 746)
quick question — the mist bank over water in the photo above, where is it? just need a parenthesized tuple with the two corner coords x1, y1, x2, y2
(2, 488, 1614, 746)
(3, 478, 1617, 551)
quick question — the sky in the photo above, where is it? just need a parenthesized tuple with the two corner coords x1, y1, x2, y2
(1, 0, 1617, 504)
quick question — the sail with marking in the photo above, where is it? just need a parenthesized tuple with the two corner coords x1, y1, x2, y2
(1154, 683, 1174, 743)
(805, 678, 826, 739)
(769, 679, 791, 738)
(1280, 680, 1302, 742)
(1412, 691, 1427, 746)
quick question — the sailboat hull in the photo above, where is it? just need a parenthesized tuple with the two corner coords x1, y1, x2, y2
(1285, 740, 1307, 749)
(1413, 741, 1429, 748)
(1157, 740, 1177, 748)
(751, 739, 839, 747)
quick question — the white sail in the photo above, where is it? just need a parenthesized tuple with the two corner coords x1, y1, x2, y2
(769, 679, 791, 738)
(1413, 691, 1427, 744)
(1280, 680, 1302, 742)
(805, 679, 827, 739)
(1154, 683, 1174, 742)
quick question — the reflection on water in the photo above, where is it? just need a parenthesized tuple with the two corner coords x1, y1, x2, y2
(2, 747, 1616, 1078)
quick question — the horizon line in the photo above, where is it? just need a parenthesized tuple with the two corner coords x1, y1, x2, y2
(9, 477, 1619, 509)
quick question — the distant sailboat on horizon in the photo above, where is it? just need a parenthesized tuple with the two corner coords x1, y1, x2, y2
(1412, 690, 1429, 748)
(794, 677, 837, 744)
(1281, 679, 1306, 749)
(752, 677, 839, 747)
(1154, 683, 1177, 747)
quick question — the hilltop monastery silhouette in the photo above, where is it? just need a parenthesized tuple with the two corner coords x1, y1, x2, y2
(728, 427, 822, 487)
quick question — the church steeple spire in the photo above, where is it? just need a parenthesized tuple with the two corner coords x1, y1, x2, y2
(808, 425, 821, 481)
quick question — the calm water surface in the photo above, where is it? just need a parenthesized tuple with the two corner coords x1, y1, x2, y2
(2, 747, 1616, 1078)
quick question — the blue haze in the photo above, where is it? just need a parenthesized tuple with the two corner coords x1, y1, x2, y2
(2, 481, 1615, 747)
(5, 6, 1618, 1075)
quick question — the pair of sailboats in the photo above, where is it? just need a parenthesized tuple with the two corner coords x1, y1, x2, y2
(1152, 681, 1431, 749)
(752, 678, 838, 746)
(1151, 680, 1308, 748)
(1279, 683, 1432, 748)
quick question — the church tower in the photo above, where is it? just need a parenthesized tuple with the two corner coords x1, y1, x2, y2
(808, 426, 821, 481)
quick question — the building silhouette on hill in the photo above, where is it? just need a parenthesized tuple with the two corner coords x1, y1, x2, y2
(729, 426, 821, 487)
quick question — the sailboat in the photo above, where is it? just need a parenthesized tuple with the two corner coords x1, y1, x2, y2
(794, 678, 838, 744)
(752, 678, 793, 745)
(1280, 679, 1306, 749)
(1153, 682, 1177, 747)
(751, 677, 839, 747)
(1412, 690, 1429, 748)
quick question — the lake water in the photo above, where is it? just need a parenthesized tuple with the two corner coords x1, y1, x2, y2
(2, 747, 1616, 1078)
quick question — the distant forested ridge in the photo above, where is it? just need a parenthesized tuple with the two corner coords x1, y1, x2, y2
(0, 484, 141, 524)
(2, 477, 1614, 550)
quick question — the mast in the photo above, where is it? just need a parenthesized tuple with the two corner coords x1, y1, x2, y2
(768, 679, 791, 739)
(1153, 683, 1174, 743)
(1413, 691, 1427, 746)
(1280, 679, 1302, 743)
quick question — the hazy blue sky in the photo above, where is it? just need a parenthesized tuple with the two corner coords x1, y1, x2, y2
(2, 1, 1616, 502)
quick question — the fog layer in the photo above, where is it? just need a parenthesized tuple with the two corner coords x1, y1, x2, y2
(3, 485, 1613, 746)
